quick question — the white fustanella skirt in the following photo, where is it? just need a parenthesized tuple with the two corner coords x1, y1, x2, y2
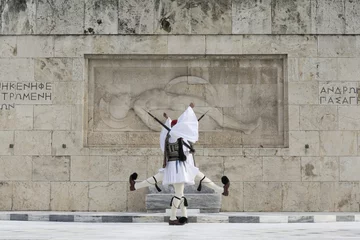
(159, 154, 199, 185)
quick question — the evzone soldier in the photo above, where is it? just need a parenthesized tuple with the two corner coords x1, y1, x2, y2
(129, 102, 230, 225)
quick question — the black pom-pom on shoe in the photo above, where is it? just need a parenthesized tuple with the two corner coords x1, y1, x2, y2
(221, 176, 230, 196)
(129, 172, 138, 191)
(178, 217, 188, 224)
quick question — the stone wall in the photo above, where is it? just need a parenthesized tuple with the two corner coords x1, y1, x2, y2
(1, 0, 360, 212)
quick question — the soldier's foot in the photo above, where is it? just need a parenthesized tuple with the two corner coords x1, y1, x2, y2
(169, 219, 185, 225)
(178, 217, 188, 224)
(129, 172, 138, 191)
(221, 176, 230, 196)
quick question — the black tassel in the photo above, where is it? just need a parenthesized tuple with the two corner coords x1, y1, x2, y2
(153, 176, 162, 192)
(170, 196, 181, 207)
(197, 176, 206, 191)
(182, 196, 188, 207)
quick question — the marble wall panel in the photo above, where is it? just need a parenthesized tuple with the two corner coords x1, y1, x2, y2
(311, 0, 345, 34)
(0, 58, 34, 82)
(339, 106, 360, 130)
(0, 105, 33, 130)
(119, 0, 154, 34)
(301, 157, 339, 181)
(85, 0, 118, 34)
(13, 182, 50, 210)
(50, 182, 89, 211)
(0, 182, 12, 210)
(109, 156, 147, 181)
(71, 156, 108, 181)
(36, 0, 84, 34)
(288, 105, 300, 131)
(232, 0, 271, 34)
(340, 157, 360, 181)
(220, 182, 243, 212)
(14, 131, 51, 155)
(271, 0, 311, 34)
(32, 156, 70, 181)
(297, 58, 338, 81)
(263, 157, 301, 181)
(282, 182, 321, 211)
(35, 58, 73, 82)
(289, 131, 319, 156)
(0, 0, 36, 34)
(52, 131, 88, 156)
(337, 58, 360, 81)
(0, 156, 32, 181)
(53, 82, 83, 104)
(168, 35, 205, 54)
(195, 156, 224, 181)
(34, 105, 72, 130)
(318, 36, 357, 57)
(288, 82, 318, 105)
(300, 105, 337, 130)
(320, 131, 357, 156)
(345, 0, 360, 34)
(205, 35, 242, 54)
(0, 131, 13, 155)
(224, 157, 262, 181)
(0, 37, 17, 57)
(89, 182, 127, 211)
(244, 182, 282, 211)
(17, 36, 54, 57)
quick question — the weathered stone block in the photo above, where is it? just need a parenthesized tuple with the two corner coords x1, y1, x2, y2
(224, 157, 262, 181)
(297, 58, 338, 81)
(0, 156, 32, 181)
(34, 105, 71, 130)
(311, 0, 345, 34)
(14, 131, 51, 155)
(53, 82, 83, 104)
(0, 131, 13, 155)
(345, 0, 360, 34)
(0, 182, 12, 210)
(50, 182, 89, 211)
(205, 36, 242, 54)
(301, 157, 339, 181)
(0, 105, 33, 130)
(35, 58, 73, 82)
(271, 0, 311, 34)
(17, 36, 54, 57)
(109, 156, 147, 181)
(71, 156, 108, 181)
(168, 36, 205, 54)
(13, 182, 50, 210)
(0, 58, 34, 82)
(128, 187, 147, 212)
(318, 36, 356, 57)
(119, 0, 154, 34)
(337, 58, 360, 81)
(289, 131, 319, 156)
(220, 182, 243, 212)
(147, 156, 163, 178)
(32, 156, 70, 181)
(54, 36, 93, 57)
(232, 0, 271, 34)
(243, 35, 317, 57)
(52, 131, 88, 156)
(89, 182, 127, 211)
(0, 37, 17, 57)
(339, 106, 360, 130)
(244, 182, 282, 211)
(85, 0, 118, 35)
(300, 105, 337, 130)
(0, 0, 36, 34)
(36, 0, 84, 34)
(288, 82, 318, 104)
(320, 131, 357, 156)
(282, 182, 321, 211)
(263, 157, 301, 181)
(322, 182, 360, 211)
(72, 58, 85, 82)
(340, 157, 360, 181)
(195, 156, 224, 181)
(189, 0, 232, 34)
(288, 105, 300, 131)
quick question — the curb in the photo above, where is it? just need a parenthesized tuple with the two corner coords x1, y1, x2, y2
(1, 212, 360, 223)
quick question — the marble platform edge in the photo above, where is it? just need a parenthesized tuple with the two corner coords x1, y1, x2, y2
(1, 212, 360, 223)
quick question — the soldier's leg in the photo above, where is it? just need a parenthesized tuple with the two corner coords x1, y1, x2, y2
(195, 171, 230, 196)
(129, 172, 163, 191)
(169, 183, 185, 225)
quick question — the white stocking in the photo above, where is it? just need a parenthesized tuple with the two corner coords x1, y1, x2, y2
(134, 172, 163, 190)
(170, 183, 184, 221)
(195, 171, 223, 194)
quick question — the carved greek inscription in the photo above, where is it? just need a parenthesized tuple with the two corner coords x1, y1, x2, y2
(319, 84, 360, 105)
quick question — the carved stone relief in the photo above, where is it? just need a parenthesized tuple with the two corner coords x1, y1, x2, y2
(86, 55, 287, 147)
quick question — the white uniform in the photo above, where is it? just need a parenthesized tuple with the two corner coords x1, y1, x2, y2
(159, 106, 200, 186)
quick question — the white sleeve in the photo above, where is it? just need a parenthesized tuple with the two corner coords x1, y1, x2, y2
(160, 118, 171, 152)
(170, 106, 198, 143)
